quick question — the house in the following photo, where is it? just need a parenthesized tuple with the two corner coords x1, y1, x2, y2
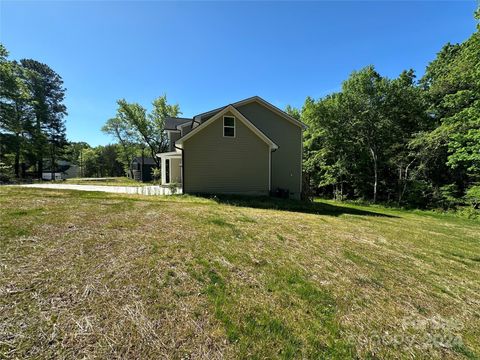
(157, 96, 306, 199)
(42, 160, 79, 180)
(129, 156, 157, 182)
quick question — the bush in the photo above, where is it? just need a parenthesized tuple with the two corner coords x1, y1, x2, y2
(436, 184, 463, 210)
(0, 161, 13, 184)
(151, 167, 161, 184)
(456, 206, 480, 220)
(168, 182, 178, 195)
(402, 180, 435, 209)
(465, 185, 480, 209)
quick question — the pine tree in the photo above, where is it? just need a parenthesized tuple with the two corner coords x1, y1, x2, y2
(20, 59, 67, 178)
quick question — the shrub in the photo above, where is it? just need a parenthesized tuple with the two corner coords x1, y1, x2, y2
(168, 182, 178, 195)
(402, 180, 435, 209)
(151, 167, 161, 184)
(436, 184, 463, 210)
(0, 161, 13, 184)
(465, 185, 480, 209)
(457, 206, 480, 220)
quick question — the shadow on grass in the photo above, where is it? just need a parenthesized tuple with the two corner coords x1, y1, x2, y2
(198, 194, 398, 218)
(6, 187, 397, 218)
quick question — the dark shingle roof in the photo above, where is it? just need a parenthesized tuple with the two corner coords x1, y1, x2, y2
(164, 117, 192, 130)
(132, 157, 157, 165)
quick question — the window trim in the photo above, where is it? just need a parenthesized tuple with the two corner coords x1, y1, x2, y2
(223, 116, 236, 138)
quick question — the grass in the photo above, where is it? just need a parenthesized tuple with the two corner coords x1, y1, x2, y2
(59, 176, 150, 186)
(0, 187, 479, 359)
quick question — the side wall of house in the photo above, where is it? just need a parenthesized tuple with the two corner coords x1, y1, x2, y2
(183, 111, 270, 196)
(236, 102, 302, 199)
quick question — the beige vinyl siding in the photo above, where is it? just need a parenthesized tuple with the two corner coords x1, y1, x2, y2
(236, 102, 302, 199)
(183, 111, 270, 196)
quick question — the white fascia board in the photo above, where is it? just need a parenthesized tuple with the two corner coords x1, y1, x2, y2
(194, 96, 307, 130)
(156, 151, 181, 158)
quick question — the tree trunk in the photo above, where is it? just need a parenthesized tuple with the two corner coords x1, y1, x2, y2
(80, 150, 83, 177)
(398, 159, 415, 206)
(149, 147, 160, 168)
(113, 127, 131, 170)
(51, 144, 55, 181)
(397, 167, 402, 205)
(14, 151, 20, 178)
(36, 119, 43, 179)
(370, 148, 378, 203)
(14, 135, 20, 178)
(14, 104, 22, 178)
(38, 157, 43, 179)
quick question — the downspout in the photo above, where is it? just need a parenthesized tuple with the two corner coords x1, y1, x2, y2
(270, 147, 277, 195)
(174, 118, 197, 194)
(174, 145, 184, 194)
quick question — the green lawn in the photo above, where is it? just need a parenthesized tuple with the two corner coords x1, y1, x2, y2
(61, 176, 150, 186)
(1, 187, 479, 359)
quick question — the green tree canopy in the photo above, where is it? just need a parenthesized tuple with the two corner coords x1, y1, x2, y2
(102, 95, 180, 168)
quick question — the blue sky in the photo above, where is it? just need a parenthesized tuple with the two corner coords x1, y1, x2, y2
(1, 1, 477, 146)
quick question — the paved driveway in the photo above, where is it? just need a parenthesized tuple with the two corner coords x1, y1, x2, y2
(17, 184, 178, 195)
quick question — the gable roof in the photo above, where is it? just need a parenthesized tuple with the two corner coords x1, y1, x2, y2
(164, 117, 192, 130)
(175, 105, 278, 150)
(195, 96, 307, 130)
(132, 157, 156, 165)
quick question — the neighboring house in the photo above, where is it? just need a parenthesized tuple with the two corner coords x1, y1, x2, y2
(41, 172, 63, 181)
(129, 157, 157, 182)
(157, 96, 306, 199)
(42, 160, 79, 180)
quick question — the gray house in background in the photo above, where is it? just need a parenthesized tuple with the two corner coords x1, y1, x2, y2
(129, 157, 156, 182)
(42, 160, 79, 180)
(157, 96, 306, 199)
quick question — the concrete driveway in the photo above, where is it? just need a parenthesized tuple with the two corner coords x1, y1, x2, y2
(17, 184, 179, 195)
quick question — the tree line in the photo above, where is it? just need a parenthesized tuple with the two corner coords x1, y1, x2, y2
(1, 12, 478, 213)
(289, 11, 479, 210)
(62, 142, 125, 178)
(101, 95, 181, 169)
(0, 44, 67, 180)
(0, 42, 179, 181)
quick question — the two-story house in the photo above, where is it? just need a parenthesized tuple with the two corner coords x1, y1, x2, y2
(157, 96, 306, 199)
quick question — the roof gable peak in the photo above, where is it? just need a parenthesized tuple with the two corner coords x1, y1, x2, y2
(196, 96, 307, 129)
(176, 105, 278, 149)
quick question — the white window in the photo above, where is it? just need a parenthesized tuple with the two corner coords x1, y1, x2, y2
(165, 159, 170, 183)
(223, 116, 235, 137)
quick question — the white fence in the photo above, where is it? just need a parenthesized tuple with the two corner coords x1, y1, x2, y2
(18, 184, 182, 196)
